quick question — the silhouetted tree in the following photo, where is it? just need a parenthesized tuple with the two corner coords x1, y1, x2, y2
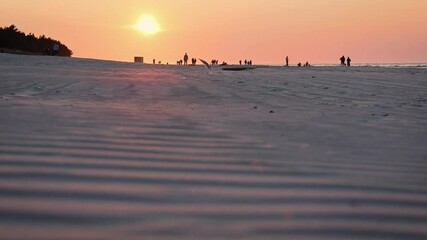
(0, 25, 73, 57)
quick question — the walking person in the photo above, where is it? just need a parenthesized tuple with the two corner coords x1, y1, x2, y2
(347, 57, 351, 67)
(285, 56, 289, 66)
(340, 56, 346, 66)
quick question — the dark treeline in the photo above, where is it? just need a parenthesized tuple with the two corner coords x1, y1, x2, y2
(0, 25, 72, 57)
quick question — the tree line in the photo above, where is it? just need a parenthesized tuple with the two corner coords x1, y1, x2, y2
(0, 25, 72, 57)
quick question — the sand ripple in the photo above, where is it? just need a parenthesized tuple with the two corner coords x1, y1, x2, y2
(1, 54, 427, 239)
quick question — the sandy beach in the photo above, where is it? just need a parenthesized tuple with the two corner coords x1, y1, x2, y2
(1, 53, 427, 239)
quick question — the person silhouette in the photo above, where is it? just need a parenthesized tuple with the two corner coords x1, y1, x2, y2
(347, 57, 351, 67)
(183, 53, 189, 65)
(340, 56, 346, 66)
(239, 60, 242, 65)
(184, 53, 188, 65)
(153, 59, 155, 64)
(285, 56, 289, 66)
(53, 42, 60, 56)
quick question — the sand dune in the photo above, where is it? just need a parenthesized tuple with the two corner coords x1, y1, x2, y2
(1, 53, 427, 239)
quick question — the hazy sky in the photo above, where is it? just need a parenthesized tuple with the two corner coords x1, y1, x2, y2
(1, 0, 426, 64)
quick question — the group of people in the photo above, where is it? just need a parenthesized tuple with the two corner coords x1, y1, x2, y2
(43, 42, 60, 56)
(176, 53, 201, 66)
(283, 56, 352, 67)
(153, 59, 164, 64)
(284, 56, 310, 67)
(239, 60, 253, 65)
(175, 53, 190, 65)
(340, 56, 352, 66)
(210, 59, 220, 65)
(153, 53, 353, 67)
(296, 61, 310, 67)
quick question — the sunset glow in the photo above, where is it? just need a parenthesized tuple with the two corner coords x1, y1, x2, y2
(132, 15, 161, 36)
(1, 0, 426, 64)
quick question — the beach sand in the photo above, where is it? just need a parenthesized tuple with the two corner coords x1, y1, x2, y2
(1, 53, 427, 239)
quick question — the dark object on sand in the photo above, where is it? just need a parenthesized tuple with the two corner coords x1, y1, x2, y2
(222, 66, 256, 71)
(199, 59, 211, 69)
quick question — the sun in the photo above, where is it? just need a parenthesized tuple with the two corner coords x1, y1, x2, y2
(132, 14, 161, 35)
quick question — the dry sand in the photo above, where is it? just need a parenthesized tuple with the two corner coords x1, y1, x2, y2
(1, 53, 427, 239)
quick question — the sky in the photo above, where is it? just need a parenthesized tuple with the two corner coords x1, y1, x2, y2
(1, 0, 426, 64)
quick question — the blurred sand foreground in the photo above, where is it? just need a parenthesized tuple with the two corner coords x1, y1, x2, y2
(1, 53, 427, 240)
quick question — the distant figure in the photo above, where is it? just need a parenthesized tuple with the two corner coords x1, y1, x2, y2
(153, 59, 156, 64)
(340, 55, 346, 66)
(53, 43, 60, 56)
(347, 57, 351, 67)
(183, 53, 189, 65)
(285, 56, 289, 66)
(244, 60, 247, 65)
(304, 61, 310, 67)
(239, 60, 242, 65)
(298, 62, 302, 67)
(249, 60, 252, 65)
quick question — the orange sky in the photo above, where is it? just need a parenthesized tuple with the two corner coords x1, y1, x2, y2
(1, 0, 426, 64)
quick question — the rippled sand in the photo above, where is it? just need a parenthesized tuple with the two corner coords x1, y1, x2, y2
(1, 54, 427, 239)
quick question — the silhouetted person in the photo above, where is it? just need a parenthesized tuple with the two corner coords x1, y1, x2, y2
(340, 55, 346, 66)
(298, 62, 302, 67)
(183, 53, 189, 65)
(347, 57, 351, 67)
(244, 60, 247, 65)
(239, 60, 242, 65)
(153, 59, 155, 64)
(249, 60, 252, 65)
(53, 43, 59, 56)
(285, 56, 289, 66)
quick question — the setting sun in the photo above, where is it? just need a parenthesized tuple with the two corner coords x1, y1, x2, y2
(132, 14, 161, 36)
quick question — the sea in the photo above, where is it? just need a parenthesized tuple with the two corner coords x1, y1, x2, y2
(269, 63, 427, 68)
